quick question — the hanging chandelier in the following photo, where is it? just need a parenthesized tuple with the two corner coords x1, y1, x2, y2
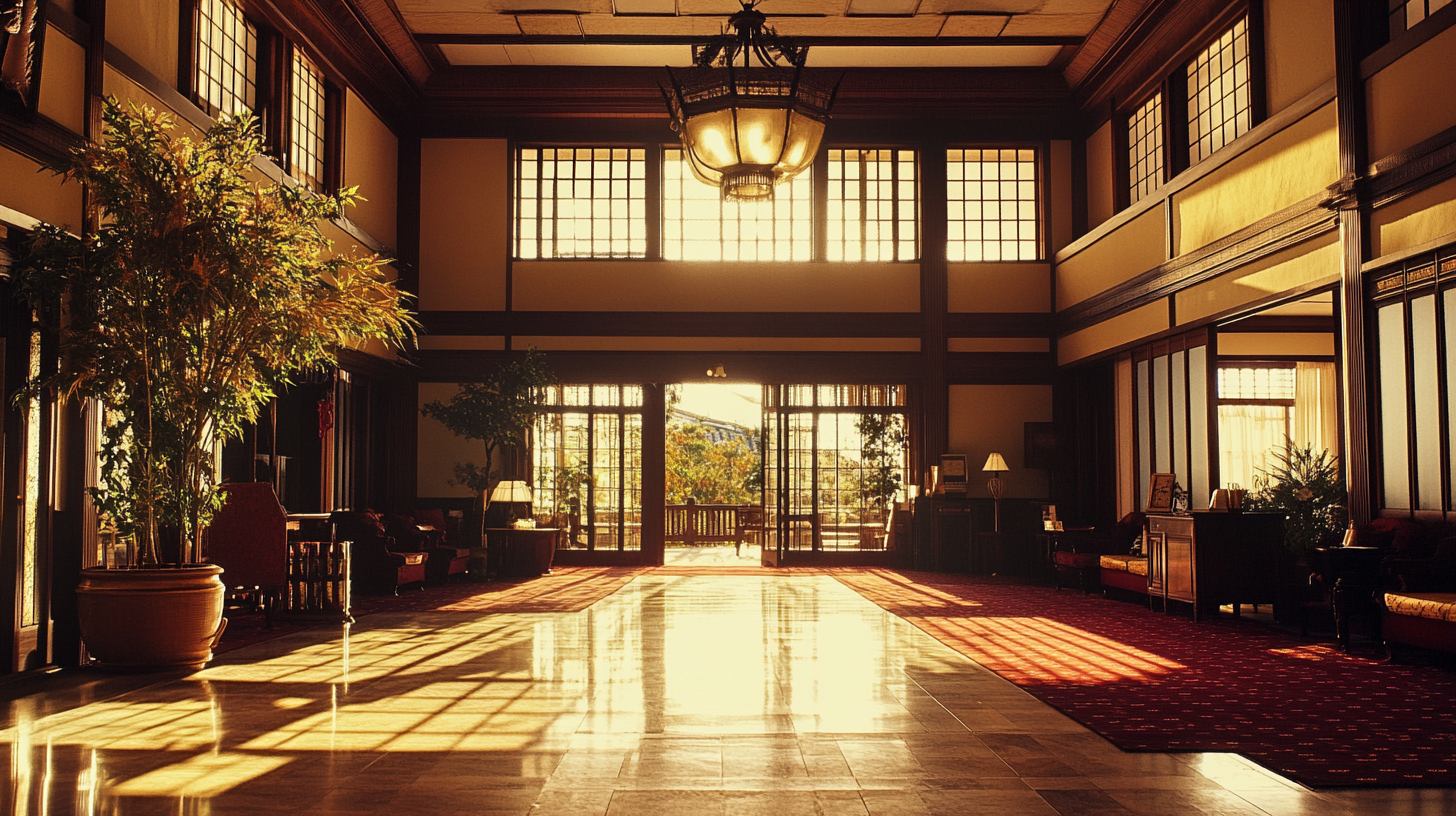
(663, 1, 840, 201)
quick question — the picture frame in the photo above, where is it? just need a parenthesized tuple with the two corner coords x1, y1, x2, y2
(939, 454, 968, 493)
(1147, 473, 1176, 513)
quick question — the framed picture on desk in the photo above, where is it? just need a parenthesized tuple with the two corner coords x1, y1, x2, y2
(1147, 473, 1176, 513)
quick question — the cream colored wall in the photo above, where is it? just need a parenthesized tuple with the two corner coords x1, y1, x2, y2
(0, 148, 83, 230)
(1174, 234, 1340, 325)
(1217, 332, 1335, 356)
(343, 90, 398, 249)
(1371, 175, 1456, 259)
(1056, 208, 1166, 310)
(419, 139, 509, 311)
(948, 263, 1049, 312)
(1058, 300, 1169, 366)
(1173, 103, 1339, 254)
(39, 27, 85, 134)
(106, 0, 177, 90)
(1263, 0, 1335, 116)
(418, 382, 481, 499)
(1086, 121, 1115, 229)
(1367, 21, 1456, 161)
(947, 385, 1052, 499)
(513, 261, 920, 312)
(1050, 140, 1073, 255)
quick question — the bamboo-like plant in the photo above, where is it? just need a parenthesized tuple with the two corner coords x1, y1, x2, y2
(14, 100, 415, 567)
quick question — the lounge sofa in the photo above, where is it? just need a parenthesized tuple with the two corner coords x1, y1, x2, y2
(1382, 534, 1456, 656)
(1051, 512, 1146, 594)
(330, 510, 427, 595)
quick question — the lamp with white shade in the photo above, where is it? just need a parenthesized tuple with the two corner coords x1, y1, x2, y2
(490, 481, 534, 527)
(982, 453, 1009, 532)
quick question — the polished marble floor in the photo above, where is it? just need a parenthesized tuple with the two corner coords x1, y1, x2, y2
(3, 574, 1456, 815)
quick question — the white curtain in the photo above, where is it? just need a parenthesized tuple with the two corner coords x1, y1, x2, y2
(1218, 405, 1289, 491)
(1293, 361, 1338, 458)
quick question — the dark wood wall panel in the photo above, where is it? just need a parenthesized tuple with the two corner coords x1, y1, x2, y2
(418, 311, 1052, 339)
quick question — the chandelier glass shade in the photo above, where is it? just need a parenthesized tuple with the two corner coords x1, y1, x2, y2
(663, 3, 838, 201)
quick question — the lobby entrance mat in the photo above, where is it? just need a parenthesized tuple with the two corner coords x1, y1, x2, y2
(831, 568, 1456, 788)
(352, 566, 648, 615)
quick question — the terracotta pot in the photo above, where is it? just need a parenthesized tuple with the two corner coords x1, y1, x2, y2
(76, 565, 227, 671)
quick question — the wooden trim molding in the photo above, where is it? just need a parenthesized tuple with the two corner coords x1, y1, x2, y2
(417, 311, 1056, 339)
(1058, 194, 1337, 335)
(414, 350, 925, 384)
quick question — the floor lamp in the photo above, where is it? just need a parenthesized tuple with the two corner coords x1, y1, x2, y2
(983, 453, 1008, 533)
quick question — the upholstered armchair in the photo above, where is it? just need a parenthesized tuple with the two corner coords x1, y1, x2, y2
(330, 510, 427, 595)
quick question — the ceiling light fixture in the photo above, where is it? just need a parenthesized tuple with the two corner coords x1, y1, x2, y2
(662, 1, 840, 201)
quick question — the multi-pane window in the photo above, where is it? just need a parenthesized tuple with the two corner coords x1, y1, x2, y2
(290, 50, 326, 191)
(1390, 0, 1454, 38)
(1187, 17, 1251, 165)
(516, 148, 647, 260)
(532, 385, 644, 552)
(826, 149, 918, 262)
(1371, 250, 1456, 513)
(946, 149, 1039, 262)
(1128, 93, 1164, 205)
(194, 0, 257, 119)
(663, 148, 811, 262)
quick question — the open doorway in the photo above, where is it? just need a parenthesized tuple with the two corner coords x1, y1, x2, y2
(663, 383, 763, 567)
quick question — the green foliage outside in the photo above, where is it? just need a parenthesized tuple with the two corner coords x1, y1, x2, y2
(421, 348, 555, 495)
(855, 413, 908, 513)
(665, 422, 761, 505)
(15, 101, 415, 566)
(1245, 442, 1346, 559)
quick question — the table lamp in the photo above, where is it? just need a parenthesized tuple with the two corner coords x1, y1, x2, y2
(490, 481, 534, 527)
(983, 453, 1008, 532)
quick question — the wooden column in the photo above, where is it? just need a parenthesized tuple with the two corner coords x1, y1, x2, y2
(640, 383, 666, 566)
(1333, 0, 1372, 525)
(920, 144, 949, 470)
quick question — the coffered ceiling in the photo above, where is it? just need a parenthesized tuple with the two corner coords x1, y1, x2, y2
(394, 0, 1114, 68)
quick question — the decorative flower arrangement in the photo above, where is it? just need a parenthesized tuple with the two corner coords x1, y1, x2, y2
(1244, 442, 1346, 560)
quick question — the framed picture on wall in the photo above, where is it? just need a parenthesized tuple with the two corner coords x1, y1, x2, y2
(1147, 473, 1176, 513)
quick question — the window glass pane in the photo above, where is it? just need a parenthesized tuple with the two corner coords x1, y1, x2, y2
(195, 0, 257, 118)
(1153, 355, 1171, 473)
(946, 148, 1039, 262)
(1378, 303, 1411, 510)
(662, 148, 811, 262)
(1411, 295, 1442, 510)
(1128, 93, 1164, 204)
(1137, 359, 1151, 509)
(1187, 17, 1250, 165)
(1172, 350, 1188, 488)
(1188, 346, 1209, 507)
(290, 50, 326, 191)
(516, 147, 647, 259)
(826, 148, 918, 261)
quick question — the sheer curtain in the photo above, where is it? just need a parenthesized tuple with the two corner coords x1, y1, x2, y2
(1294, 361, 1338, 457)
(1218, 405, 1289, 490)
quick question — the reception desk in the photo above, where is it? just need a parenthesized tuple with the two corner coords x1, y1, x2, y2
(484, 527, 559, 579)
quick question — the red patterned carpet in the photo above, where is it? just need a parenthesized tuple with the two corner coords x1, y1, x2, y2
(832, 568, 1456, 788)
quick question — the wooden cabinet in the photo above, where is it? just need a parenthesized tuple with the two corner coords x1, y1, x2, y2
(1145, 512, 1284, 621)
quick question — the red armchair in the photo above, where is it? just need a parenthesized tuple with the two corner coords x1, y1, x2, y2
(330, 511, 427, 595)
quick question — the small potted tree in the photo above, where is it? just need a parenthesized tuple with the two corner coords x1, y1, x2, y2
(420, 349, 555, 546)
(15, 100, 414, 669)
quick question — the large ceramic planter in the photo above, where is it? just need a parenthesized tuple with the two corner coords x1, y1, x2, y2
(76, 565, 227, 671)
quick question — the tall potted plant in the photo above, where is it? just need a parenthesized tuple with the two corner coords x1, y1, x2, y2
(15, 100, 414, 669)
(420, 348, 554, 543)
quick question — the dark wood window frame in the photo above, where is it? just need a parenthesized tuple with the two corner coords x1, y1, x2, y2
(1367, 246, 1456, 520)
(179, 1, 343, 192)
(1111, 0, 1267, 214)
(945, 144, 1044, 263)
